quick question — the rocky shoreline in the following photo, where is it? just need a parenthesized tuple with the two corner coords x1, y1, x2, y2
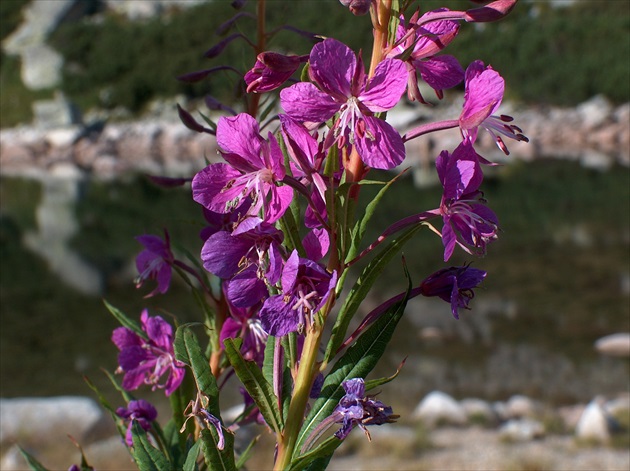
(1, 95, 628, 182)
(1, 389, 628, 470)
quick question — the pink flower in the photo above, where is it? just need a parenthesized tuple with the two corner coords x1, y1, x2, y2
(459, 60, 528, 154)
(134, 231, 174, 297)
(390, 10, 464, 103)
(112, 310, 185, 396)
(280, 38, 408, 169)
(192, 113, 293, 233)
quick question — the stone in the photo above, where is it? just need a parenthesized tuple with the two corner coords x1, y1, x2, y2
(576, 95, 613, 129)
(595, 333, 630, 357)
(32, 93, 82, 129)
(499, 418, 545, 442)
(20, 44, 64, 90)
(575, 397, 612, 443)
(505, 395, 539, 419)
(412, 391, 467, 427)
(0, 396, 105, 446)
(460, 398, 497, 425)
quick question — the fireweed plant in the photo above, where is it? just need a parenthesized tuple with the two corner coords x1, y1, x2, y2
(35, 1, 528, 470)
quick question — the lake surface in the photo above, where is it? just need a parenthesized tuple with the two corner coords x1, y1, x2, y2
(1, 159, 628, 414)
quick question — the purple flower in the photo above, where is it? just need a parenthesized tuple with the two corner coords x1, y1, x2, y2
(245, 52, 306, 93)
(333, 378, 398, 440)
(192, 113, 293, 232)
(116, 399, 158, 447)
(220, 300, 268, 365)
(437, 141, 498, 261)
(280, 38, 408, 169)
(459, 60, 528, 154)
(390, 10, 464, 103)
(112, 310, 185, 396)
(134, 232, 174, 297)
(259, 250, 337, 337)
(419, 265, 487, 319)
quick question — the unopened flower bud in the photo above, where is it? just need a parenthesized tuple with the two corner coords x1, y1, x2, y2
(465, 0, 517, 22)
(339, 0, 371, 16)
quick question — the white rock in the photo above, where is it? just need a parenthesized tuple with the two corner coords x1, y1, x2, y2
(412, 391, 467, 427)
(595, 333, 630, 357)
(499, 418, 545, 442)
(575, 398, 611, 443)
(0, 396, 105, 445)
(505, 395, 539, 419)
(460, 398, 497, 424)
(577, 95, 613, 129)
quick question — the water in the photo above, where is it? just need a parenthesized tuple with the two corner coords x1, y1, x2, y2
(1, 159, 628, 413)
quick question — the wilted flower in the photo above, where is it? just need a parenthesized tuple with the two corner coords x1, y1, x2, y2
(339, 0, 371, 16)
(134, 231, 174, 297)
(112, 310, 185, 396)
(181, 392, 225, 450)
(419, 265, 487, 319)
(116, 399, 158, 447)
(333, 378, 398, 440)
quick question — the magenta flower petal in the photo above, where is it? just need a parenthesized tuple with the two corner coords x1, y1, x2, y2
(359, 59, 407, 112)
(217, 114, 266, 170)
(355, 116, 405, 169)
(459, 61, 504, 135)
(308, 38, 356, 99)
(192, 163, 243, 213)
(417, 55, 464, 92)
(280, 82, 341, 123)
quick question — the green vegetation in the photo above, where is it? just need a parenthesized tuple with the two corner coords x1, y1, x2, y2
(44, 0, 628, 117)
(0, 0, 29, 42)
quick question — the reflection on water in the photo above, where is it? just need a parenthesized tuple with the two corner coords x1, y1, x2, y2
(22, 166, 102, 296)
(1, 160, 628, 406)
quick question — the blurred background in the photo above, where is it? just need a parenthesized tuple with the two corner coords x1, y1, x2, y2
(1, 0, 628, 469)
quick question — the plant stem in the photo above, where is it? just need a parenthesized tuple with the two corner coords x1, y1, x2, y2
(248, 0, 266, 117)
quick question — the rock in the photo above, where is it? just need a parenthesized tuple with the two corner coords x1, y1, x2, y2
(0, 396, 105, 446)
(20, 44, 64, 90)
(576, 95, 613, 129)
(104, 0, 205, 20)
(412, 391, 467, 427)
(504, 395, 539, 419)
(595, 333, 630, 357)
(460, 398, 497, 425)
(499, 418, 545, 442)
(575, 397, 612, 443)
(32, 92, 82, 129)
(558, 404, 586, 431)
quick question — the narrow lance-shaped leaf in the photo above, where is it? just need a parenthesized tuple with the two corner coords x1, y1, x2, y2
(103, 300, 145, 339)
(199, 423, 236, 471)
(224, 338, 284, 434)
(296, 261, 413, 453)
(183, 440, 201, 471)
(173, 325, 219, 415)
(130, 421, 171, 471)
(324, 225, 421, 363)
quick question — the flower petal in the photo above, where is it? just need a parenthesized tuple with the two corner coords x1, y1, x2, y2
(355, 117, 405, 169)
(217, 114, 265, 171)
(309, 38, 356, 99)
(359, 59, 407, 112)
(281, 82, 340, 123)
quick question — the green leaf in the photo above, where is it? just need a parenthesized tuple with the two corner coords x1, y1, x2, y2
(173, 325, 219, 414)
(17, 447, 49, 471)
(278, 206, 306, 257)
(183, 440, 201, 471)
(103, 300, 145, 338)
(347, 169, 408, 263)
(287, 436, 342, 471)
(364, 357, 406, 392)
(324, 225, 421, 362)
(388, 0, 401, 46)
(199, 428, 236, 471)
(130, 421, 171, 471)
(296, 265, 412, 454)
(198, 110, 218, 131)
(224, 338, 284, 434)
